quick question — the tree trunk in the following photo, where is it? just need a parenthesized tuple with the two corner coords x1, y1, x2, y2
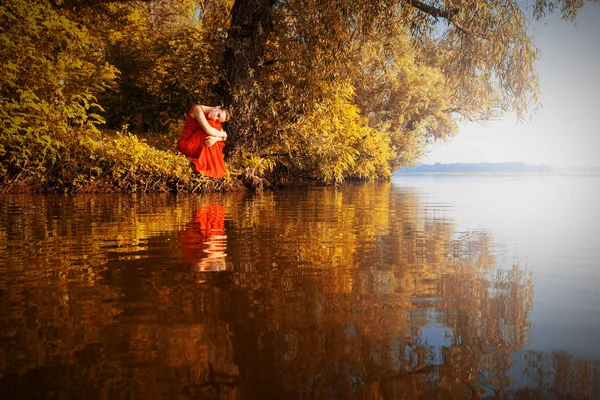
(216, 0, 277, 157)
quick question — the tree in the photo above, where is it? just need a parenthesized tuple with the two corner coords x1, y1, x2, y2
(0, 0, 117, 182)
(215, 0, 598, 183)
(62, 0, 228, 132)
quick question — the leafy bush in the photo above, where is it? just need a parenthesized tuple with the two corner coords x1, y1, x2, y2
(246, 84, 393, 185)
(1, 125, 242, 193)
(1, 0, 115, 183)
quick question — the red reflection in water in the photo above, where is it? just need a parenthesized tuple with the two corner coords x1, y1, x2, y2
(179, 203, 228, 273)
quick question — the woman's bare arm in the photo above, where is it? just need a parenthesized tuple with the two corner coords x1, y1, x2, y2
(199, 105, 215, 113)
(192, 105, 227, 138)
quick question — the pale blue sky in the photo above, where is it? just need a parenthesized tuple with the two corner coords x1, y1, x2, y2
(423, 5, 600, 167)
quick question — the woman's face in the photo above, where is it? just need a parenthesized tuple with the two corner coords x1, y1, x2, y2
(208, 108, 227, 122)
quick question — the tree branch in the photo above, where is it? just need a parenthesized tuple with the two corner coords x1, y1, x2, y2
(408, 0, 482, 37)
(409, 0, 458, 19)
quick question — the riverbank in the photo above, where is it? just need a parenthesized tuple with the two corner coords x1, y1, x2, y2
(0, 128, 246, 194)
(1, 120, 393, 193)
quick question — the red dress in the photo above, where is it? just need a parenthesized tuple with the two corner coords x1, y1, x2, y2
(177, 105, 226, 178)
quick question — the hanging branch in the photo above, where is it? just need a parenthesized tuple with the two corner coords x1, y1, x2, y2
(408, 0, 483, 37)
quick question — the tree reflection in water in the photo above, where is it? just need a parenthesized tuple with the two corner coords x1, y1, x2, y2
(225, 186, 535, 398)
(0, 187, 598, 399)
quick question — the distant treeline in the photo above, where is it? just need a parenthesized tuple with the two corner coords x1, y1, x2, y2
(397, 162, 600, 174)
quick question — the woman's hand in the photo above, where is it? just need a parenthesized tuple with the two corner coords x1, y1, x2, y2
(204, 136, 221, 147)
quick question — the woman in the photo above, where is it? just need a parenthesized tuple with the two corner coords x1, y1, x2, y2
(177, 104, 230, 178)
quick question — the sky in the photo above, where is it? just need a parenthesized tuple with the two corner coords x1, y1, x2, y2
(422, 4, 600, 168)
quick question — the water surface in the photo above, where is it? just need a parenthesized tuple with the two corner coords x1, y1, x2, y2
(1, 176, 599, 398)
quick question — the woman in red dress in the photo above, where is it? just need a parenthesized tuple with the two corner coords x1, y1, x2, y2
(177, 104, 230, 178)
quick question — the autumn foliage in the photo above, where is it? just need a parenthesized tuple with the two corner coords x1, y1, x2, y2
(1, 0, 596, 191)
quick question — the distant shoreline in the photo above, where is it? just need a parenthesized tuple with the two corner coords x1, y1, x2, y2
(395, 162, 600, 175)
(396, 172, 600, 176)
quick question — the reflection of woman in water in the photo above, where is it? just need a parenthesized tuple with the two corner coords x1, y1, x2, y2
(179, 203, 228, 272)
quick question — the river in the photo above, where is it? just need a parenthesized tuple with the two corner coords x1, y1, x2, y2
(1, 175, 599, 398)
